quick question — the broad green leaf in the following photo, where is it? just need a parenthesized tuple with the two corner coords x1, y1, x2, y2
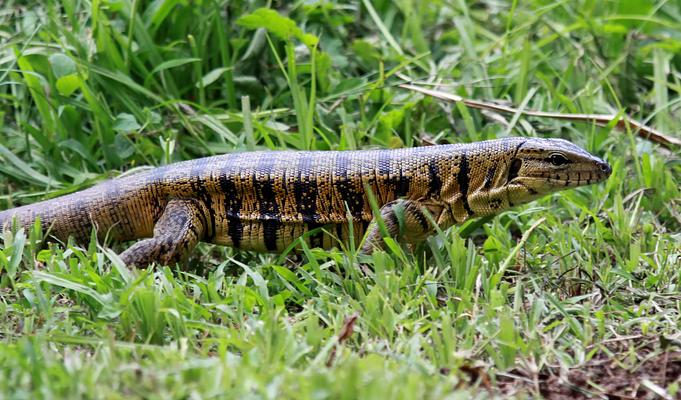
(113, 113, 141, 133)
(114, 133, 135, 159)
(56, 74, 81, 96)
(237, 8, 318, 47)
(49, 53, 76, 78)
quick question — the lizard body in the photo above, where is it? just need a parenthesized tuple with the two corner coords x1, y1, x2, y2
(0, 137, 611, 265)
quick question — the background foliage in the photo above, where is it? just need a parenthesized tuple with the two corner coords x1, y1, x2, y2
(0, 0, 680, 398)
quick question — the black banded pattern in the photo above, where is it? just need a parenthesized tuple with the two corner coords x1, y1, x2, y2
(0, 137, 611, 262)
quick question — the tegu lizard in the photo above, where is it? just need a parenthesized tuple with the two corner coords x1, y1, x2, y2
(0, 137, 611, 266)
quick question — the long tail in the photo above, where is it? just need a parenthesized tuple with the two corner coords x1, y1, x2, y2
(0, 177, 164, 243)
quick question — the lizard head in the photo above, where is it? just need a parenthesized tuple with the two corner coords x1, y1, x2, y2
(465, 137, 611, 218)
(503, 137, 611, 205)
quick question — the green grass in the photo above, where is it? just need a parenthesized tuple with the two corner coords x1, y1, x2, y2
(1, 0, 680, 398)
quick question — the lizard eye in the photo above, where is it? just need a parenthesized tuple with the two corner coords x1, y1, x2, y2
(548, 153, 569, 166)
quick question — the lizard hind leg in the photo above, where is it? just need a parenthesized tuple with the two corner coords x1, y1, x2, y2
(120, 199, 209, 267)
(360, 199, 436, 255)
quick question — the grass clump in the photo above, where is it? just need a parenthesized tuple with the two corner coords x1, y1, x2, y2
(1, 0, 680, 398)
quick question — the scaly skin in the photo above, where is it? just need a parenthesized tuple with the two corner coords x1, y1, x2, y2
(0, 137, 611, 265)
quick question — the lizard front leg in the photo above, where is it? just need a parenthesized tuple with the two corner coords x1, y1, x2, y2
(120, 199, 209, 266)
(360, 199, 445, 255)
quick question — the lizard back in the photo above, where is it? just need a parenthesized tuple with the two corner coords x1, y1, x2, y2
(0, 137, 611, 257)
(150, 145, 462, 252)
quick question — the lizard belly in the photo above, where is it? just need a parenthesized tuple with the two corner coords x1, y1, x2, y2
(211, 220, 370, 253)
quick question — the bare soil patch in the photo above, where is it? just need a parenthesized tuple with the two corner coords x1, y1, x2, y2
(498, 336, 681, 399)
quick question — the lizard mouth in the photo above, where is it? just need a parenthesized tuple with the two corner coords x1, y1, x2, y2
(516, 171, 610, 188)
(509, 156, 611, 189)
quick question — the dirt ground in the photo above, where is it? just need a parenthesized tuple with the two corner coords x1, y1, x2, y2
(496, 335, 681, 399)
